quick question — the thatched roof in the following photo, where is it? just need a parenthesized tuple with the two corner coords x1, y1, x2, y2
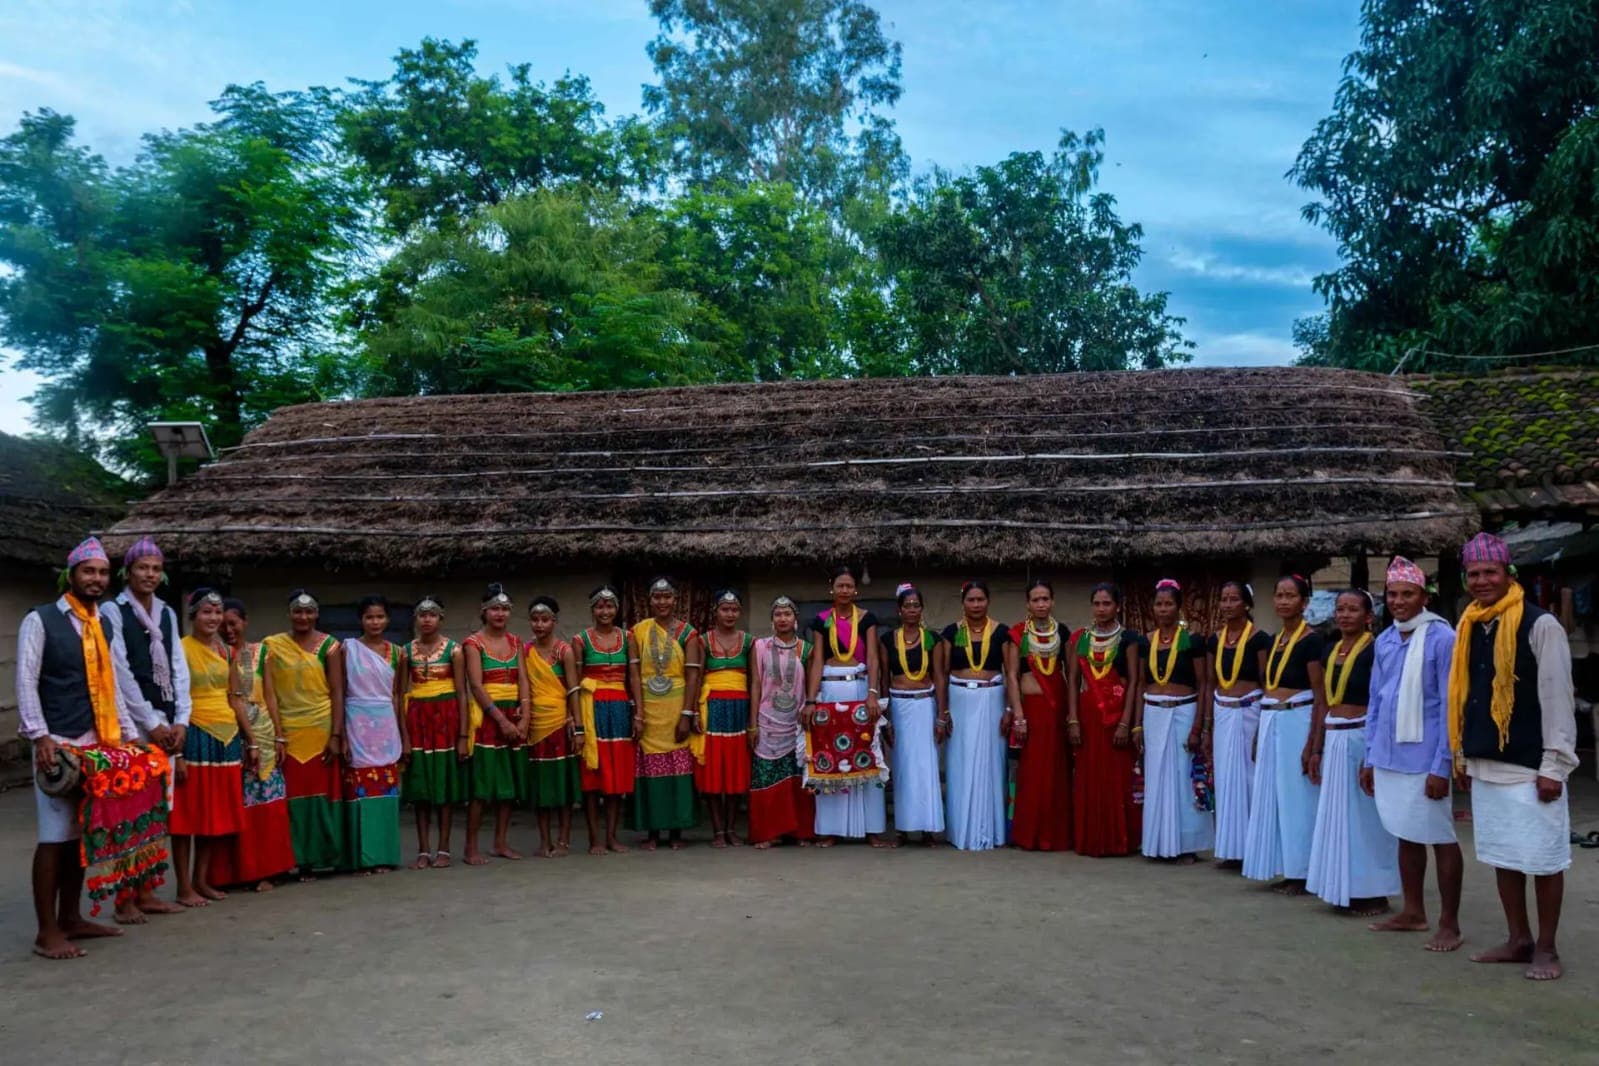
(1411, 369, 1599, 525)
(0, 433, 131, 567)
(108, 368, 1478, 574)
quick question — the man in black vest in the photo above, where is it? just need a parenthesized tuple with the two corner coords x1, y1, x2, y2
(16, 537, 135, 959)
(103, 535, 189, 922)
(1449, 532, 1576, 982)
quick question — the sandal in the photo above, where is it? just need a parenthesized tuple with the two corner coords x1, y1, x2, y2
(1575, 831, 1599, 849)
(432, 850, 452, 868)
(412, 851, 432, 869)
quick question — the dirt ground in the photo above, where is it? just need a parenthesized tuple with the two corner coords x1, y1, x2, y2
(1, 781, 1595, 1065)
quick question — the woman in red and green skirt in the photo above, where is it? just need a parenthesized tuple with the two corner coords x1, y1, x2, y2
(524, 595, 581, 857)
(400, 596, 466, 868)
(695, 589, 752, 847)
(463, 583, 531, 864)
(574, 586, 637, 854)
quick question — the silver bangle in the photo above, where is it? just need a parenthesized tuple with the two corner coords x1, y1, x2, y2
(679, 709, 697, 717)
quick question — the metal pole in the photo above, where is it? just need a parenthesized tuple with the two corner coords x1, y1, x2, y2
(167, 452, 179, 486)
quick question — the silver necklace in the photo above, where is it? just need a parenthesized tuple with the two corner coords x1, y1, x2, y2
(646, 620, 675, 695)
(768, 636, 799, 713)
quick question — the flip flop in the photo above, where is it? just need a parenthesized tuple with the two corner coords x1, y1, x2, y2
(1574, 831, 1599, 849)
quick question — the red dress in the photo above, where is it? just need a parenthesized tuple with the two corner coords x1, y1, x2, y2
(1071, 628, 1141, 857)
(1010, 622, 1073, 851)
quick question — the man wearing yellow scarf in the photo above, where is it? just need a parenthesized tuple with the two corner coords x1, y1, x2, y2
(16, 537, 137, 959)
(1449, 532, 1576, 983)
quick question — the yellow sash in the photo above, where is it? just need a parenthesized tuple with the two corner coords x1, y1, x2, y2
(691, 666, 748, 763)
(183, 635, 239, 745)
(577, 679, 600, 771)
(524, 651, 568, 747)
(481, 681, 520, 752)
(631, 619, 687, 755)
(264, 633, 333, 763)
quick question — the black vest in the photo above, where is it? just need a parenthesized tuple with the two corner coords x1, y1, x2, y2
(32, 605, 97, 739)
(1461, 603, 1546, 770)
(115, 599, 178, 723)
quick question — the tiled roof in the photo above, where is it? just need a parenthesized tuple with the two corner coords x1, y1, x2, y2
(1412, 369, 1599, 520)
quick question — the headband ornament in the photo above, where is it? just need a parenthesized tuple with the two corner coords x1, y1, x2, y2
(292, 593, 318, 610)
(650, 578, 676, 595)
(189, 590, 224, 613)
(415, 598, 443, 615)
(895, 582, 917, 598)
(483, 592, 512, 608)
(1156, 578, 1181, 592)
(590, 586, 620, 606)
(717, 590, 741, 605)
(770, 595, 796, 614)
(528, 601, 556, 616)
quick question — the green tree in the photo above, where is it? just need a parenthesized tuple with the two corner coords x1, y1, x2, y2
(868, 130, 1189, 375)
(338, 38, 658, 238)
(0, 87, 360, 477)
(357, 188, 718, 395)
(656, 182, 852, 380)
(1291, 0, 1599, 371)
(644, 0, 905, 214)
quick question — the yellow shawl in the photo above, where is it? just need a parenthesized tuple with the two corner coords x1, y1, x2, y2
(631, 619, 687, 755)
(264, 633, 334, 763)
(524, 645, 569, 747)
(64, 595, 121, 747)
(692, 666, 748, 764)
(182, 635, 238, 745)
(1448, 580, 1524, 758)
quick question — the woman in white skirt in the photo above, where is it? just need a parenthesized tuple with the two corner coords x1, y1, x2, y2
(882, 583, 947, 845)
(1205, 580, 1271, 869)
(939, 580, 1021, 851)
(1243, 574, 1328, 895)
(1306, 590, 1398, 916)
(1138, 579, 1214, 863)
(804, 565, 891, 847)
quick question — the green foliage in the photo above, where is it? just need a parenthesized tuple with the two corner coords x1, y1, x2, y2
(644, 0, 905, 213)
(1292, 0, 1599, 370)
(0, 87, 360, 478)
(357, 189, 717, 394)
(338, 38, 659, 238)
(868, 131, 1190, 374)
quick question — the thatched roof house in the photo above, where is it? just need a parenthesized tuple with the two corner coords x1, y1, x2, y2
(104, 368, 1475, 639)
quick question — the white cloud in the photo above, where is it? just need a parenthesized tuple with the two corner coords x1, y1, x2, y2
(0, 359, 41, 436)
(1166, 247, 1315, 289)
(1189, 331, 1301, 367)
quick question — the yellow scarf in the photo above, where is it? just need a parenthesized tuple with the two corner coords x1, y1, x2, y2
(264, 633, 333, 763)
(65, 595, 121, 747)
(182, 635, 239, 745)
(576, 679, 599, 771)
(1448, 580, 1525, 758)
(692, 666, 748, 764)
(524, 646, 568, 747)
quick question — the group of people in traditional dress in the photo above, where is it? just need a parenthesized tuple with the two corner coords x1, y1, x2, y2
(19, 533, 1577, 980)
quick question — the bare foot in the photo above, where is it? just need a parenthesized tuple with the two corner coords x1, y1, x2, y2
(114, 904, 148, 926)
(463, 852, 490, 866)
(412, 853, 432, 870)
(1525, 950, 1562, 981)
(921, 834, 941, 848)
(1346, 898, 1389, 918)
(63, 918, 123, 940)
(136, 897, 183, 915)
(357, 869, 375, 877)
(867, 834, 898, 849)
(607, 839, 629, 854)
(33, 934, 86, 960)
(815, 836, 837, 849)
(534, 843, 554, 858)
(432, 851, 453, 868)
(373, 867, 391, 875)
(640, 838, 658, 852)
(555, 841, 571, 855)
(490, 846, 524, 861)
(1471, 940, 1534, 965)
(669, 838, 686, 850)
(1370, 912, 1430, 933)
(298, 869, 317, 882)
(1271, 879, 1307, 897)
(196, 885, 227, 901)
(1175, 853, 1198, 866)
(710, 836, 728, 849)
(797, 839, 812, 847)
(754, 841, 773, 850)
(253, 880, 276, 893)
(1214, 858, 1243, 870)
(176, 891, 208, 908)
(725, 832, 744, 847)
(1425, 926, 1464, 952)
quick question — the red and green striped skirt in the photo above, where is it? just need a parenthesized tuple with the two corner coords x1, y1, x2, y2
(282, 754, 346, 871)
(694, 692, 751, 795)
(580, 685, 636, 795)
(402, 691, 466, 806)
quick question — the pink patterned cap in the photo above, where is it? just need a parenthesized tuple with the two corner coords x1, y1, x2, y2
(1384, 555, 1427, 589)
(66, 536, 109, 569)
(1461, 532, 1511, 567)
(123, 536, 163, 566)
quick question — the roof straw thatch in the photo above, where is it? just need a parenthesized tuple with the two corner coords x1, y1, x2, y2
(0, 433, 130, 567)
(109, 367, 1479, 574)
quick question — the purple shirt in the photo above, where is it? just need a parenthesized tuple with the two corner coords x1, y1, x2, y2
(1362, 621, 1455, 778)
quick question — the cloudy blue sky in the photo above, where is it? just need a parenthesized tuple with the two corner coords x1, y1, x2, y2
(0, 0, 1361, 434)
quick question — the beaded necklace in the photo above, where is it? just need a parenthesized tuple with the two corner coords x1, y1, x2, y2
(1083, 624, 1122, 681)
(1214, 621, 1254, 688)
(1023, 616, 1060, 675)
(828, 606, 860, 662)
(1149, 627, 1182, 685)
(959, 618, 994, 672)
(895, 625, 931, 682)
(1324, 632, 1372, 705)
(1265, 620, 1308, 690)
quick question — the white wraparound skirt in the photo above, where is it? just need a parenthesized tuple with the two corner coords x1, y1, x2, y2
(1140, 697, 1214, 858)
(1470, 777, 1571, 876)
(1372, 767, 1456, 845)
(1306, 720, 1400, 906)
(813, 667, 887, 838)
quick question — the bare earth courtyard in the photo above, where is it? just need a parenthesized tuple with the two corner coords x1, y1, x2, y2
(1, 783, 1595, 1065)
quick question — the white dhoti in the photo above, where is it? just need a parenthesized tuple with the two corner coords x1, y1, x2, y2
(1306, 720, 1400, 906)
(33, 728, 99, 843)
(1140, 697, 1214, 858)
(1243, 694, 1319, 881)
(887, 689, 944, 833)
(1372, 767, 1456, 845)
(1470, 777, 1571, 876)
(813, 668, 886, 838)
(1211, 691, 1260, 861)
(943, 679, 1007, 851)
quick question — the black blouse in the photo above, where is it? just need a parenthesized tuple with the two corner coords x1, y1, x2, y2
(1263, 625, 1327, 692)
(1323, 640, 1375, 707)
(1144, 630, 1201, 688)
(880, 626, 941, 678)
(808, 609, 880, 664)
(1072, 628, 1144, 681)
(1205, 627, 1274, 685)
(940, 620, 1013, 672)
